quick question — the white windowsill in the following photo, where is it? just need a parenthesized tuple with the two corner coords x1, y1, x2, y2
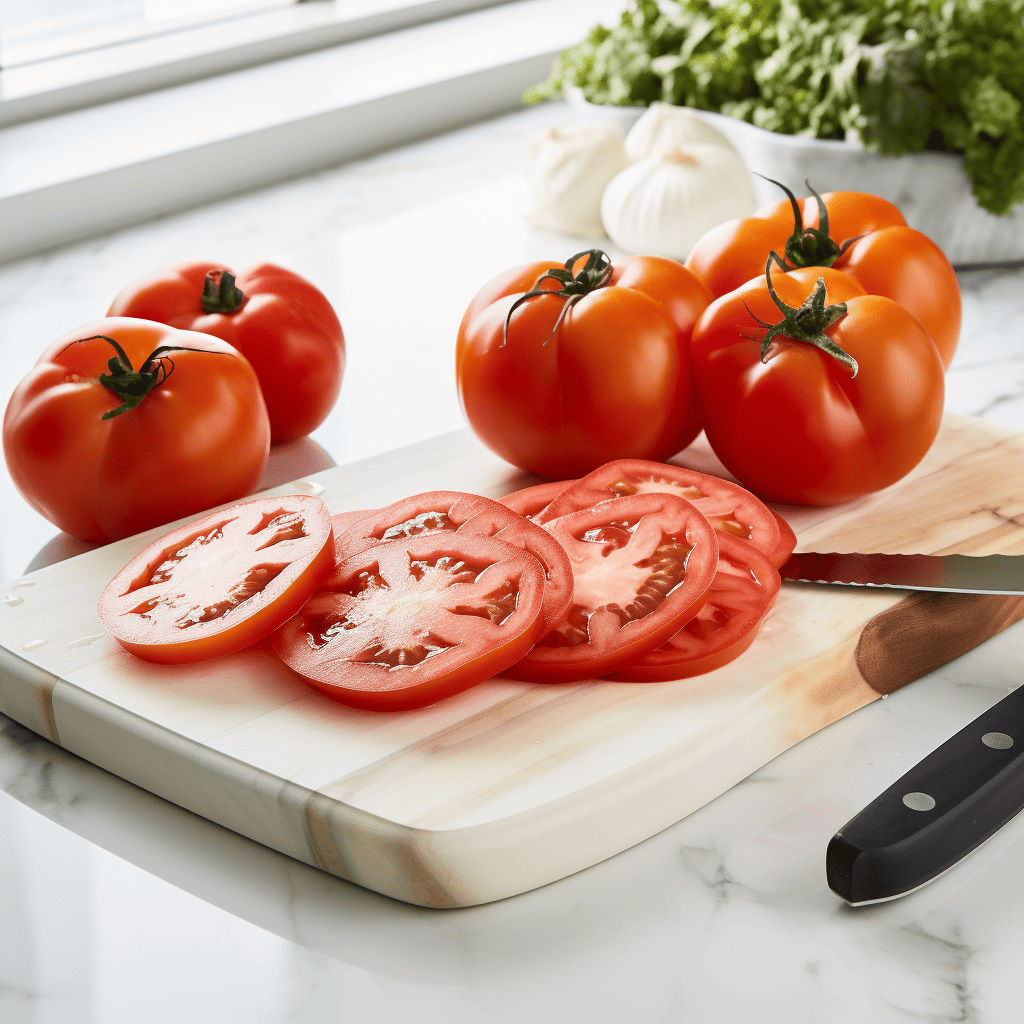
(0, 0, 620, 264)
(0, 0, 517, 126)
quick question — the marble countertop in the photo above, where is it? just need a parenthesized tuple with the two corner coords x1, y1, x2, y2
(2, 100, 1024, 1023)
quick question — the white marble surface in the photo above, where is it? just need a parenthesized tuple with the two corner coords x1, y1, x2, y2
(2, 99, 1024, 1021)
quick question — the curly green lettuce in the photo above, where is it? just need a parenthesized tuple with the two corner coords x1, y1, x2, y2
(525, 0, 1024, 215)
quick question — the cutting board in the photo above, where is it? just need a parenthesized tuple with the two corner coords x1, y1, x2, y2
(2, 412, 1023, 908)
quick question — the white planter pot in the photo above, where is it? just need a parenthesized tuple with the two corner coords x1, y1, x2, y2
(563, 90, 1024, 266)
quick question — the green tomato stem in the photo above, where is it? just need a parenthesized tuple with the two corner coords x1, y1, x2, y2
(747, 254, 858, 377)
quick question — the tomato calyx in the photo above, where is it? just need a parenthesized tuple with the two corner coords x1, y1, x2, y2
(761, 177, 862, 271)
(747, 255, 859, 377)
(502, 249, 613, 347)
(82, 334, 214, 419)
(200, 269, 246, 315)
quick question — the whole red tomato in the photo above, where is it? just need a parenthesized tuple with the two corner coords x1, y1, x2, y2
(3, 317, 271, 542)
(684, 184, 961, 368)
(108, 262, 344, 444)
(456, 250, 712, 479)
(690, 264, 945, 506)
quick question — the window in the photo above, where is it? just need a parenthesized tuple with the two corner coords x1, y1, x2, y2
(2, 0, 299, 67)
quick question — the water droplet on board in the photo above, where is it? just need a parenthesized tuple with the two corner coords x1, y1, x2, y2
(21, 639, 47, 650)
(2, 595, 23, 607)
(67, 634, 106, 648)
(293, 479, 325, 496)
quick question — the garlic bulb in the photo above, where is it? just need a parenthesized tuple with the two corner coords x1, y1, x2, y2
(525, 122, 631, 237)
(601, 144, 757, 260)
(625, 102, 738, 161)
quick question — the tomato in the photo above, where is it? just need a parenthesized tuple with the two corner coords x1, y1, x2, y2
(98, 495, 335, 663)
(608, 534, 780, 681)
(456, 250, 713, 479)
(690, 263, 946, 506)
(331, 509, 374, 534)
(334, 491, 573, 634)
(108, 262, 345, 443)
(538, 458, 784, 566)
(3, 318, 271, 542)
(509, 492, 719, 683)
(497, 479, 575, 520)
(274, 533, 547, 711)
(769, 511, 798, 569)
(685, 185, 960, 368)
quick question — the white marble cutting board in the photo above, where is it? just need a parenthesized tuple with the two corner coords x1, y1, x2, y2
(1, 413, 1022, 908)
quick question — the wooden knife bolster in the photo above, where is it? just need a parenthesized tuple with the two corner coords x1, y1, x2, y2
(855, 593, 1024, 696)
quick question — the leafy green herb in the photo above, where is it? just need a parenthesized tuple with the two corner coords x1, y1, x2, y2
(525, 0, 1024, 215)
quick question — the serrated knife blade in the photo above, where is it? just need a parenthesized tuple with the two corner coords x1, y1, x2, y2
(778, 551, 1024, 595)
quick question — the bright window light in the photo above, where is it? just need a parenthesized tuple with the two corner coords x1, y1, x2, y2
(1, 0, 299, 66)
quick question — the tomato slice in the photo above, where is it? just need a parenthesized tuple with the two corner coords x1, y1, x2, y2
(273, 533, 547, 710)
(334, 491, 573, 634)
(331, 509, 375, 534)
(607, 534, 780, 682)
(497, 479, 576, 520)
(98, 495, 335, 664)
(538, 459, 781, 564)
(510, 492, 719, 682)
(768, 510, 798, 569)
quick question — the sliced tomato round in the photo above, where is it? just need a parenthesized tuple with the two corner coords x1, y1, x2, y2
(334, 491, 573, 635)
(607, 534, 780, 682)
(509, 492, 719, 683)
(538, 459, 782, 564)
(497, 479, 576, 520)
(331, 509, 375, 534)
(768, 510, 798, 569)
(273, 533, 547, 710)
(98, 495, 336, 664)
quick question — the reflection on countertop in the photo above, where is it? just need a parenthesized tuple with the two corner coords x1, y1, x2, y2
(1, 101, 1024, 1023)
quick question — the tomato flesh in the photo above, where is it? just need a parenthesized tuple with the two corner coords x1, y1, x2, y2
(538, 459, 781, 565)
(497, 479, 575, 520)
(608, 534, 780, 681)
(335, 491, 573, 635)
(274, 533, 547, 710)
(99, 495, 335, 663)
(511, 492, 719, 682)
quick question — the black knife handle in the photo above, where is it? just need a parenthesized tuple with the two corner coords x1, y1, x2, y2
(827, 684, 1024, 904)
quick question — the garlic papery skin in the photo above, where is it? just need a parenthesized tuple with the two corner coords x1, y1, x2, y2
(525, 122, 631, 237)
(625, 102, 737, 161)
(600, 144, 757, 260)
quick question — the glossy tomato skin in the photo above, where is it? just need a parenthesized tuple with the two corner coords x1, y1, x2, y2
(456, 255, 712, 479)
(274, 533, 547, 711)
(690, 273, 946, 506)
(685, 190, 959, 368)
(108, 262, 344, 443)
(3, 318, 271, 542)
(98, 495, 335, 663)
(835, 227, 961, 369)
(684, 197, 799, 299)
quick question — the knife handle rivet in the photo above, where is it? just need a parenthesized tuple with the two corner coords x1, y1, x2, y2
(982, 732, 1014, 750)
(903, 792, 936, 811)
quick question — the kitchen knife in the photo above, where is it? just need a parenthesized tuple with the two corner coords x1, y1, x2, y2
(779, 551, 1024, 595)
(826, 681, 1024, 905)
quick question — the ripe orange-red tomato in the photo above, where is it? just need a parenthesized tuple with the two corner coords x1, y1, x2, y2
(690, 267, 945, 506)
(685, 187, 961, 368)
(108, 262, 344, 444)
(2, 317, 271, 542)
(456, 251, 712, 479)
